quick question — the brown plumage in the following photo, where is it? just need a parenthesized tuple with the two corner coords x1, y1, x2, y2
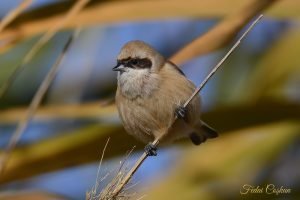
(114, 40, 218, 146)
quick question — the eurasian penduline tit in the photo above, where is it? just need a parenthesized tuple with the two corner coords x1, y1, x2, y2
(113, 40, 218, 156)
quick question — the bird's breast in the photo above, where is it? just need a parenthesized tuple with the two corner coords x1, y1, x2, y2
(118, 69, 160, 100)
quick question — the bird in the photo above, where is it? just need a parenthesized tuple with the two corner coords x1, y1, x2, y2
(113, 40, 218, 156)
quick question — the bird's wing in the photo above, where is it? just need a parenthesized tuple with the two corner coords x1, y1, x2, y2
(166, 60, 186, 76)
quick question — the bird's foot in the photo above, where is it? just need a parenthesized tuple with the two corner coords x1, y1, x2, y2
(144, 143, 157, 156)
(175, 106, 187, 120)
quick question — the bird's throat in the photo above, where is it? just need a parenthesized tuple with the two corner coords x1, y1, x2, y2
(118, 69, 159, 100)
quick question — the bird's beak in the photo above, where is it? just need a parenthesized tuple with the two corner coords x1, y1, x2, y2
(112, 63, 125, 72)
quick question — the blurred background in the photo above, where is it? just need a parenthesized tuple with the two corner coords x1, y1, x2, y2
(0, 0, 299, 199)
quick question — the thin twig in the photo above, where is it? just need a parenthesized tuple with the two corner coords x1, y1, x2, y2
(96, 146, 137, 200)
(136, 194, 147, 200)
(117, 147, 136, 174)
(0, 0, 90, 98)
(93, 138, 110, 195)
(183, 14, 264, 107)
(0, 29, 80, 175)
(109, 14, 263, 198)
(0, 0, 33, 34)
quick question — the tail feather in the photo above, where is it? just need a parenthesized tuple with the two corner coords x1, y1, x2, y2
(201, 121, 218, 138)
(189, 132, 204, 145)
(189, 121, 218, 145)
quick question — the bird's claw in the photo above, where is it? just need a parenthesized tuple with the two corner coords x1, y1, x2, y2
(175, 106, 187, 120)
(144, 143, 157, 156)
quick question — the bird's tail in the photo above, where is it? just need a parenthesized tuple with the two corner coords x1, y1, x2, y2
(189, 121, 218, 145)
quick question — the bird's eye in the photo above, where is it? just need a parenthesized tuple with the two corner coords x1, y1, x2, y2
(131, 59, 138, 65)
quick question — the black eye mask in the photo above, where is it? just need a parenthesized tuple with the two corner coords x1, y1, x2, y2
(119, 58, 152, 69)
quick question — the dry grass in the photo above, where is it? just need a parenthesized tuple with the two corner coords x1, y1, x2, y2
(87, 144, 139, 200)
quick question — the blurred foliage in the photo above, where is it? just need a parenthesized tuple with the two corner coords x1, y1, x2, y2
(0, 190, 66, 200)
(0, 0, 300, 51)
(146, 122, 299, 200)
(0, 0, 299, 200)
(244, 28, 300, 101)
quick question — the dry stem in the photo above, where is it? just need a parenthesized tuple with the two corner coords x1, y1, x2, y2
(92, 138, 111, 197)
(107, 15, 263, 198)
(87, 143, 137, 200)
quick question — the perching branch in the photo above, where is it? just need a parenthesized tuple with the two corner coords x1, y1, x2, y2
(0, 0, 90, 99)
(183, 15, 263, 107)
(170, 0, 278, 64)
(0, 30, 79, 174)
(105, 15, 263, 198)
